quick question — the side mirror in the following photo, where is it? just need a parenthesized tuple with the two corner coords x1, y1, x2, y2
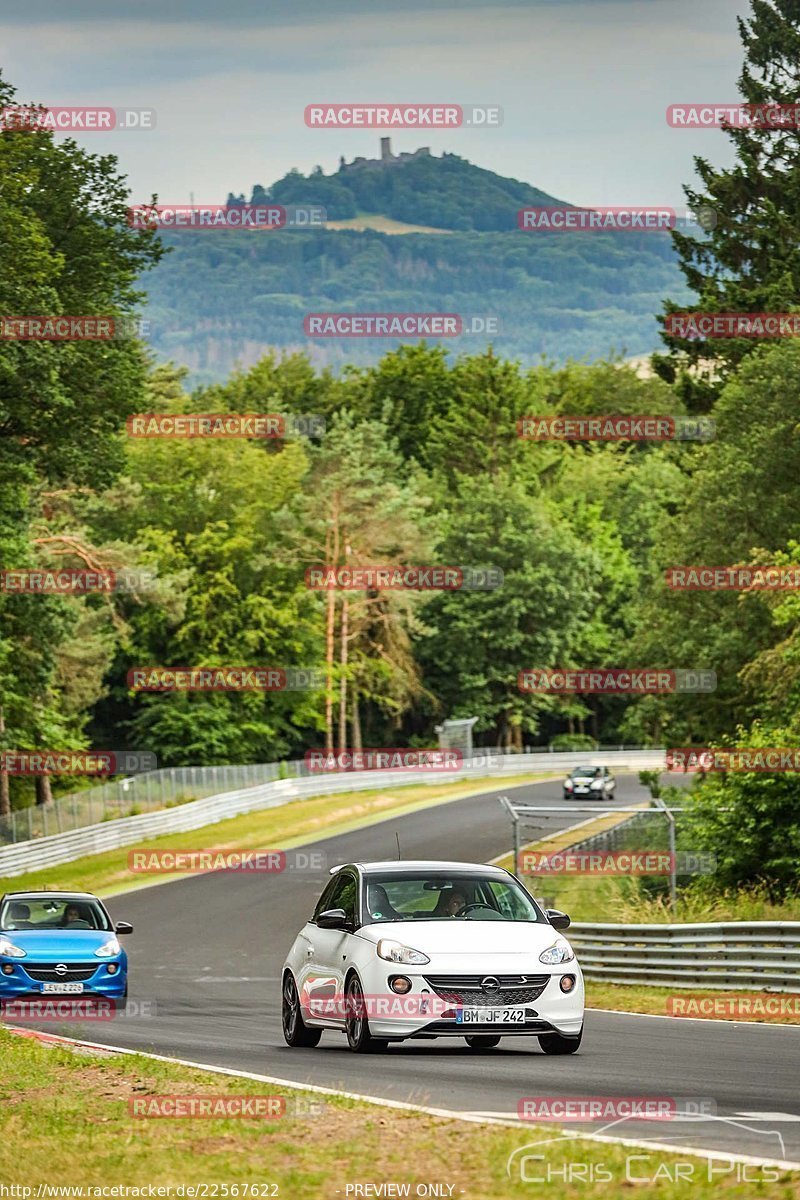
(114, 921, 133, 935)
(317, 908, 349, 930)
(546, 908, 571, 931)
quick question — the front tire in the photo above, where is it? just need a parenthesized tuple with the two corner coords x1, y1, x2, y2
(465, 1035, 501, 1050)
(345, 975, 388, 1053)
(282, 973, 322, 1048)
(538, 1025, 583, 1055)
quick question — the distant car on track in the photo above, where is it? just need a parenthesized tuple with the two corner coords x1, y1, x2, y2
(563, 765, 615, 800)
(0, 890, 132, 1006)
(282, 860, 583, 1054)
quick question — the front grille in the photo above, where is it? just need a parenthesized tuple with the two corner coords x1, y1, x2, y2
(424, 973, 550, 1007)
(23, 963, 100, 983)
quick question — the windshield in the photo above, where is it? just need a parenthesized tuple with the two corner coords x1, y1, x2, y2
(362, 873, 544, 924)
(570, 768, 601, 778)
(0, 896, 110, 932)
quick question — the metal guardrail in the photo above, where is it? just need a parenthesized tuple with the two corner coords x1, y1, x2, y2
(0, 744, 658, 847)
(0, 749, 665, 877)
(568, 921, 800, 992)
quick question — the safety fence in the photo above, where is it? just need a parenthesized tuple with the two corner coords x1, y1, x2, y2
(0, 748, 664, 875)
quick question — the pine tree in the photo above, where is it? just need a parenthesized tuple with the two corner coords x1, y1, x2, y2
(653, 0, 800, 411)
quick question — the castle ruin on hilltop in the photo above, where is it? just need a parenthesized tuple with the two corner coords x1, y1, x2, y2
(339, 138, 432, 171)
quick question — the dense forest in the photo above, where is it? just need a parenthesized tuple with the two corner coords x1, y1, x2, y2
(145, 223, 688, 381)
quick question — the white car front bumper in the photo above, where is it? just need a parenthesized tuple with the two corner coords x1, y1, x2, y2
(351, 959, 585, 1040)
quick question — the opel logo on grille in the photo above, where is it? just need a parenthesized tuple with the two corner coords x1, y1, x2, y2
(481, 976, 500, 993)
(54, 964, 69, 977)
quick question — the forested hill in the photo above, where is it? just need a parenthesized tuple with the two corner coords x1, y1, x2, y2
(227, 149, 569, 231)
(144, 148, 689, 383)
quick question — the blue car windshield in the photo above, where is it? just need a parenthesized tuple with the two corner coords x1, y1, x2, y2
(0, 896, 110, 932)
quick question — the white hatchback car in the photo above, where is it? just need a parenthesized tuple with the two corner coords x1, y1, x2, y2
(281, 860, 584, 1053)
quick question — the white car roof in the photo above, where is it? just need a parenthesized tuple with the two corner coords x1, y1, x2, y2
(331, 860, 510, 876)
(3, 890, 100, 900)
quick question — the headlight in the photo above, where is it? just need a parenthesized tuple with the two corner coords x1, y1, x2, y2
(94, 937, 121, 958)
(377, 939, 430, 965)
(564, 780, 573, 789)
(539, 939, 575, 965)
(0, 936, 25, 959)
(590, 779, 603, 789)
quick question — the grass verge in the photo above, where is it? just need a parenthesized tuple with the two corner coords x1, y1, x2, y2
(0, 1027, 797, 1195)
(586, 980, 800, 1024)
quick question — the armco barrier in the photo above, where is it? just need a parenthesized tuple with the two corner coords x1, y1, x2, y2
(569, 921, 800, 992)
(0, 750, 664, 877)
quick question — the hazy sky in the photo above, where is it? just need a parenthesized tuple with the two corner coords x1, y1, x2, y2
(1, 0, 751, 207)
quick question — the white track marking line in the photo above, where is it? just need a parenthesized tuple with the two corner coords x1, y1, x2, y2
(587, 1007, 800, 1029)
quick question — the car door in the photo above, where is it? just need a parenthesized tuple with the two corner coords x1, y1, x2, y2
(299, 870, 359, 1024)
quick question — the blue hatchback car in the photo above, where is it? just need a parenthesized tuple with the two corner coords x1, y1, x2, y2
(0, 891, 132, 1005)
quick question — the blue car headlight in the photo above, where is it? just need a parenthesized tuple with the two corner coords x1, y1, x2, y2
(0, 936, 25, 959)
(94, 936, 122, 958)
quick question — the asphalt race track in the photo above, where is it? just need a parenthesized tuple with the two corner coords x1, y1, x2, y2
(22, 772, 800, 1164)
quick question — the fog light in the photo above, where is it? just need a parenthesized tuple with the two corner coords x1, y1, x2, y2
(560, 974, 576, 993)
(1, 963, 14, 976)
(106, 964, 119, 975)
(389, 975, 411, 994)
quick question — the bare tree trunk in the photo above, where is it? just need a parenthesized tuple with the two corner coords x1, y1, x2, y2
(325, 589, 336, 752)
(324, 509, 340, 752)
(512, 724, 523, 752)
(591, 704, 599, 742)
(338, 596, 349, 752)
(35, 774, 53, 807)
(352, 686, 362, 751)
(568, 714, 574, 735)
(0, 707, 9, 818)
